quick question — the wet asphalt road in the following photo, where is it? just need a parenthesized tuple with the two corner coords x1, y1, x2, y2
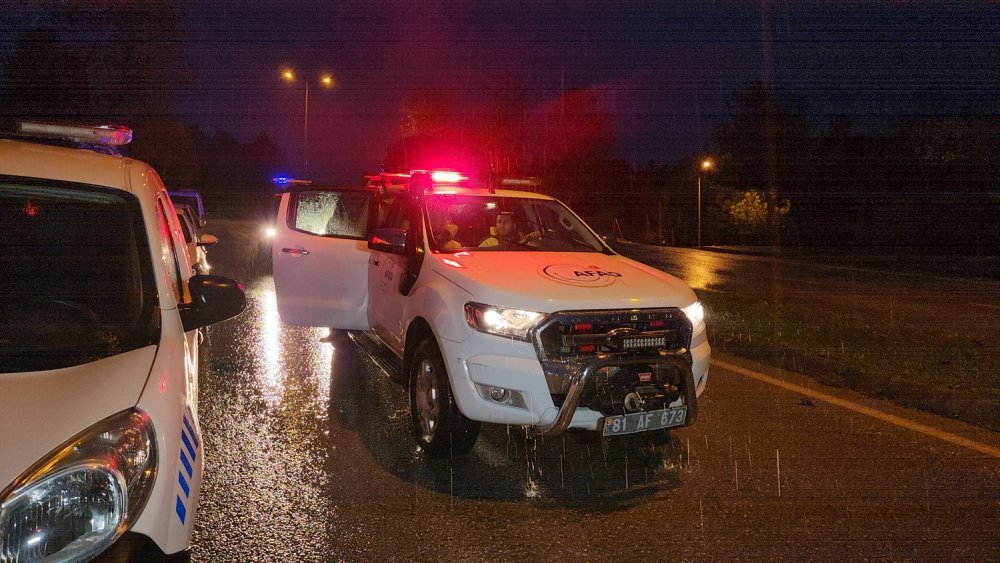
(618, 242, 1000, 338)
(189, 221, 999, 561)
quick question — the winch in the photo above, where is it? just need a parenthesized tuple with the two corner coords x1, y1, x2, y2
(583, 363, 683, 415)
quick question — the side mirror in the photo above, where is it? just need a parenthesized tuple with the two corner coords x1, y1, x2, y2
(179, 274, 247, 331)
(368, 227, 407, 255)
(197, 233, 219, 247)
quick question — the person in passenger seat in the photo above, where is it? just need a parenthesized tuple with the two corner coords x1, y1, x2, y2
(429, 212, 460, 249)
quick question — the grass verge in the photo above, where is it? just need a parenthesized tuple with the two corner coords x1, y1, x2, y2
(700, 289, 1000, 431)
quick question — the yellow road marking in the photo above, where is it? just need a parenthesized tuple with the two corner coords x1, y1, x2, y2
(712, 359, 1000, 459)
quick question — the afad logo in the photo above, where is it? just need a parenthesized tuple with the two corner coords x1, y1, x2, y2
(540, 264, 623, 287)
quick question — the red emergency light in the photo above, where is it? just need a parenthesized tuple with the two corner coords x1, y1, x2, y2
(364, 169, 473, 194)
(430, 171, 467, 184)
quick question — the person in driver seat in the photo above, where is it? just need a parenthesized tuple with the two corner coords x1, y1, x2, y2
(479, 211, 536, 247)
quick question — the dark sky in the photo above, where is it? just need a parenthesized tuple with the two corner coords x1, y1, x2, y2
(2, 0, 998, 182)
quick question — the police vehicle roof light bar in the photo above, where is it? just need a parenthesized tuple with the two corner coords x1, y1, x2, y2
(18, 122, 133, 146)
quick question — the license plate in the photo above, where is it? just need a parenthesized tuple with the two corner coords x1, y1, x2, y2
(602, 406, 687, 436)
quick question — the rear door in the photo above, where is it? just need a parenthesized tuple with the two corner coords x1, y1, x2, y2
(272, 187, 374, 329)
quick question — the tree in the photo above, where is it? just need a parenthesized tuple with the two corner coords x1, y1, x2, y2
(474, 77, 530, 178)
(713, 82, 812, 246)
(723, 189, 790, 244)
(400, 88, 453, 139)
(532, 89, 614, 214)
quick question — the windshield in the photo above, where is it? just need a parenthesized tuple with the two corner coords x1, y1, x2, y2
(0, 178, 160, 373)
(424, 193, 606, 253)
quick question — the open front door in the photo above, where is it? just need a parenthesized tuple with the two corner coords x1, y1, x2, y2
(272, 187, 373, 329)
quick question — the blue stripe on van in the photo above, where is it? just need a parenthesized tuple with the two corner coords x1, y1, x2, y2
(180, 450, 193, 478)
(178, 471, 190, 498)
(182, 414, 199, 450)
(181, 429, 197, 462)
(175, 496, 187, 524)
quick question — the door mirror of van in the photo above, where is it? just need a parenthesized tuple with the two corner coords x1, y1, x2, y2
(179, 274, 247, 331)
(197, 233, 219, 247)
(368, 227, 407, 255)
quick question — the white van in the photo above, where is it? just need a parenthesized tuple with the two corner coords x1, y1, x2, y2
(0, 123, 246, 561)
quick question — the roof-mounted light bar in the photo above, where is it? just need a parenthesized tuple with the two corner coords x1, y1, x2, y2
(501, 177, 541, 188)
(411, 169, 470, 193)
(364, 169, 474, 194)
(18, 122, 133, 146)
(271, 176, 313, 186)
(429, 170, 467, 184)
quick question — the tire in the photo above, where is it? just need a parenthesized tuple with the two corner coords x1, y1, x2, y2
(409, 337, 480, 456)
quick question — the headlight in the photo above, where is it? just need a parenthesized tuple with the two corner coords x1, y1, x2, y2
(0, 409, 157, 563)
(682, 301, 706, 333)
(464, 302, 545, 341)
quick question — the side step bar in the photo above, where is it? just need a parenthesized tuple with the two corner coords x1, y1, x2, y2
(347, 330, 406, 386)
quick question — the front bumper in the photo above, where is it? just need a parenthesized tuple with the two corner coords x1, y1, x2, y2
(97, 532, 189, 562)
(440, 331, 706, 436)
(533, 351, 698, 437)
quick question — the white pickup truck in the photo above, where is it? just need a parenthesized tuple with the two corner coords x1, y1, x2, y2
(272, 171, 709, 455)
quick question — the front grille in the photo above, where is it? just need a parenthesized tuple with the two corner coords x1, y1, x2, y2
(534, 308, 691, 362)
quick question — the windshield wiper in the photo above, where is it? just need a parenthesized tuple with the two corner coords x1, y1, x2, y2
(506, 238, 537, 250)
(563, 236, 598, 251)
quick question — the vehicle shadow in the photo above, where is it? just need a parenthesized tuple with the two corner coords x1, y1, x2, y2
(325, 332, 686, 513)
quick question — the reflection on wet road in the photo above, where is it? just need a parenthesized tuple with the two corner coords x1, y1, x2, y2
(194, 278, 336, 560)
(257, 287, 332, 411)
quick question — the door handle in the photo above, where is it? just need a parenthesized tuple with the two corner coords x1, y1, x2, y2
(372, 258, 380, 266)
(281, 247, 310, 256)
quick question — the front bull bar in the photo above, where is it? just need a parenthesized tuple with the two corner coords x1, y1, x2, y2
(532, 351, 698, 438)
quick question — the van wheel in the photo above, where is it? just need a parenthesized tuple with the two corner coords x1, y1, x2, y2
(410, 338, 480, 456)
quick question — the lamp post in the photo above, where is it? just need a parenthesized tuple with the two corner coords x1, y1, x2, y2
(697, 157, 714, 248)
(281, 69, 334, 172)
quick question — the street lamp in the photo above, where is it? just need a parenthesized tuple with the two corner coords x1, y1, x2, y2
(697, 157, 714, 248)
(281, 68, 334, 172)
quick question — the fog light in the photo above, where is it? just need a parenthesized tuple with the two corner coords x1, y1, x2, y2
(474, 384, 528, 409)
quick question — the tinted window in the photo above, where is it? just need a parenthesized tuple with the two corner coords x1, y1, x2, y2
(0, 177, 160, 373)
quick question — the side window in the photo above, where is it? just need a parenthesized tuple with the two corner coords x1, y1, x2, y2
(177, 214, 193, 244)
(154, 197, 184, 302)
(383, 196, 412, 231)
(290, 190, 371, 239)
